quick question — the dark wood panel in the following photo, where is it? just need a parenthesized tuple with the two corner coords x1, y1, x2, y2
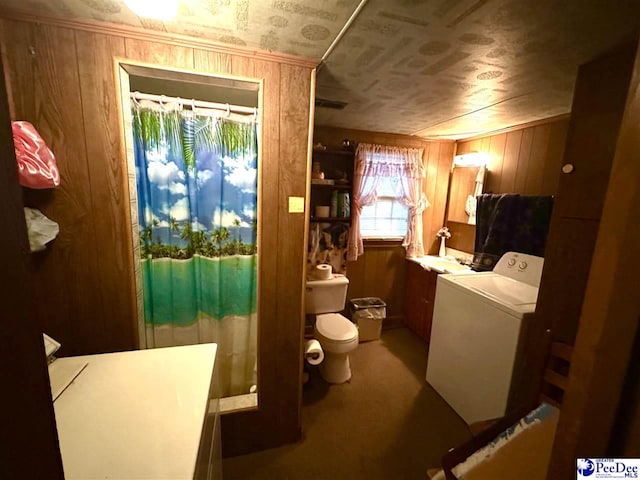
(3, 21, 104, 356)
(535, 218, 600, 344)
(548, 37, 640, 476)
(0, 47, 64, 480)
(553, 39, 637, 220)
(75, 30, 137, 352)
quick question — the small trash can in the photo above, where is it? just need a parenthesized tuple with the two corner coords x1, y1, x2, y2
(349, 297, 386, 342)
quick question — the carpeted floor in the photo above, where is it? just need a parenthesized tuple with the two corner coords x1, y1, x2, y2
(223, 327, 471, 479)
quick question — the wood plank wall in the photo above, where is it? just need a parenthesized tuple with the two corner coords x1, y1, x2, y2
(313, 126, 454, 323)
(0, 17, 315, 455)
(448, 117, 570, 253)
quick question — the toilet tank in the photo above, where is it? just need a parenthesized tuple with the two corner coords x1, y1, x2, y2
(305, 274, 349, 314)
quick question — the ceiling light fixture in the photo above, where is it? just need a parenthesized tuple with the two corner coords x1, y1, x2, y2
(453, 151, 489, 167)
(123, 0, 179, 21)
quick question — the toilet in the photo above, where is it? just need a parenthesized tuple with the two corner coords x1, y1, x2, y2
(306, 273, 358, 384)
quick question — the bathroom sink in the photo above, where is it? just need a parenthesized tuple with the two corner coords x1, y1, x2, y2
(409, 256, 472, 274)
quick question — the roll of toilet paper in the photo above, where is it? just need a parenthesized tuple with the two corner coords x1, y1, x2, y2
(304, 339, 324, 365)
(315, 263, 332, 280)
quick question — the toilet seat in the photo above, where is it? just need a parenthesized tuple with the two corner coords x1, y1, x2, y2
(315, 313, 358, 343)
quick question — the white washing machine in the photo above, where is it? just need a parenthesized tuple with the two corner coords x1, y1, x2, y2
(425, 252, 544, 425)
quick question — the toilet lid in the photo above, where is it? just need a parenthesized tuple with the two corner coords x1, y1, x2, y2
(315, 313, 358, 342)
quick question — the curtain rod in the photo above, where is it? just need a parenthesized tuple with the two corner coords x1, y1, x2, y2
(129, 91, 257, 116)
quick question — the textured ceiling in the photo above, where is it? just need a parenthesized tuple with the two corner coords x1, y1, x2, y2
(2, 0, 640, 139)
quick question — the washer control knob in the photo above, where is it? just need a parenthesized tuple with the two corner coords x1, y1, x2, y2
(508, 258, 516, 267)
(519, 261, 528, 269)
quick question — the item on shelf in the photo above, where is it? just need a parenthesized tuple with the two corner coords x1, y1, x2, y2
(335, 169, 349, 185)
(315, 205, 330, 218)
(337, 192, 350, 218)
(313, 142, 327, 151)
(311, 178, 335, 185)
(330, 190, 338, 217)
(311, 161, 325, 179)
(342, 138, 353, 150)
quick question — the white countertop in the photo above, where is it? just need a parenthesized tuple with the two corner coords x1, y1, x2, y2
(52, 343, 217, 480)
(407, 255, 475, 274)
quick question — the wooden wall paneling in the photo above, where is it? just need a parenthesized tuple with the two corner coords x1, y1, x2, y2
(541, 120, 568, 195)
(422, 142, 439, 254)
(513, 126, 534, 194)
(273, 63, 310, 444)
(430, 143, 453, 252)
(548, 38, 640, 476)
(231, 55, 256, 78)
(0, 52, 64, 480)
(124, 38, 194, 69)
(448, 117, 568, 253)
(524, 125, 550, 194)
(75, 30, 137, 352)
(4, 21, 105, 355)
(498, 130, 523, 193)
(346, 244, 407, 325)
(484, 133, 506, 193)
(193, 49, 232, 75)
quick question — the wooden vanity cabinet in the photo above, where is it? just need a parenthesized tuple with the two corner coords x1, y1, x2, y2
(405, 260, 438, 343)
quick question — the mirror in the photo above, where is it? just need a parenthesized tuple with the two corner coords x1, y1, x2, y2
(446, 164, 486, 225)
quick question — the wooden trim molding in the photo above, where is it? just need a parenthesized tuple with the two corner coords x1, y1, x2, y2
(455, 114, 571, 142)
(0, 9, 319, 69)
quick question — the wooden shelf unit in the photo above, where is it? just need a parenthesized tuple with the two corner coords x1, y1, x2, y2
(310, 149, 355, 223)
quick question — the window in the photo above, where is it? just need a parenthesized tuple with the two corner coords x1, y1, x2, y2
(360, 176, 408, 238)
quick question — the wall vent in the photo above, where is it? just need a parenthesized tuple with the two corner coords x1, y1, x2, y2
(315, 98, 347, 110)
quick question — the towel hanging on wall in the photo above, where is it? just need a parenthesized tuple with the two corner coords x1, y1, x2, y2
(472, 194, 554, 271)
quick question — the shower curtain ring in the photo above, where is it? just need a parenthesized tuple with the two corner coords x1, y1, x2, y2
(132, 91, 141, 109)
(253, 107, 257, 122)
(226, 103, 231, 117)
(192, 98, 196, 111)
(159, 95, 167, 111)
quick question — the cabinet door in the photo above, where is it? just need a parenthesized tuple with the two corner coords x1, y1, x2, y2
(405, 261, 426, 335)
(405, 262, 438, 343)
(554, 41, 636, 220)
(421, 270, 438, 342)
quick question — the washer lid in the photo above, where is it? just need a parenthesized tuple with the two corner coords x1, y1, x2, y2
(316, 313, 357, 342)
(454, 275, 539, 305)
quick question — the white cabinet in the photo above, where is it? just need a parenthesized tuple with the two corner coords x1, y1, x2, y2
(50, 344, 220, 479)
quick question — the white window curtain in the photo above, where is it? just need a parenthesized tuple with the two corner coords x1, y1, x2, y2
(348, 143, 429, 260)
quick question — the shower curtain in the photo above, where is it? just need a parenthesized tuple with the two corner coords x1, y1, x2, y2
(132, 101, 258, 397)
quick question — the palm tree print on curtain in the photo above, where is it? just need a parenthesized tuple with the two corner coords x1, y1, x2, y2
(133, 103, 258, 397)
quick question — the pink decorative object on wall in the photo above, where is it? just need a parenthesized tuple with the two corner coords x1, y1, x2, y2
(12, 121, 60, 189)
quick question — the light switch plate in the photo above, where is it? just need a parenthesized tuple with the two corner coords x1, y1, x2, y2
(288, 196, 304, 213)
